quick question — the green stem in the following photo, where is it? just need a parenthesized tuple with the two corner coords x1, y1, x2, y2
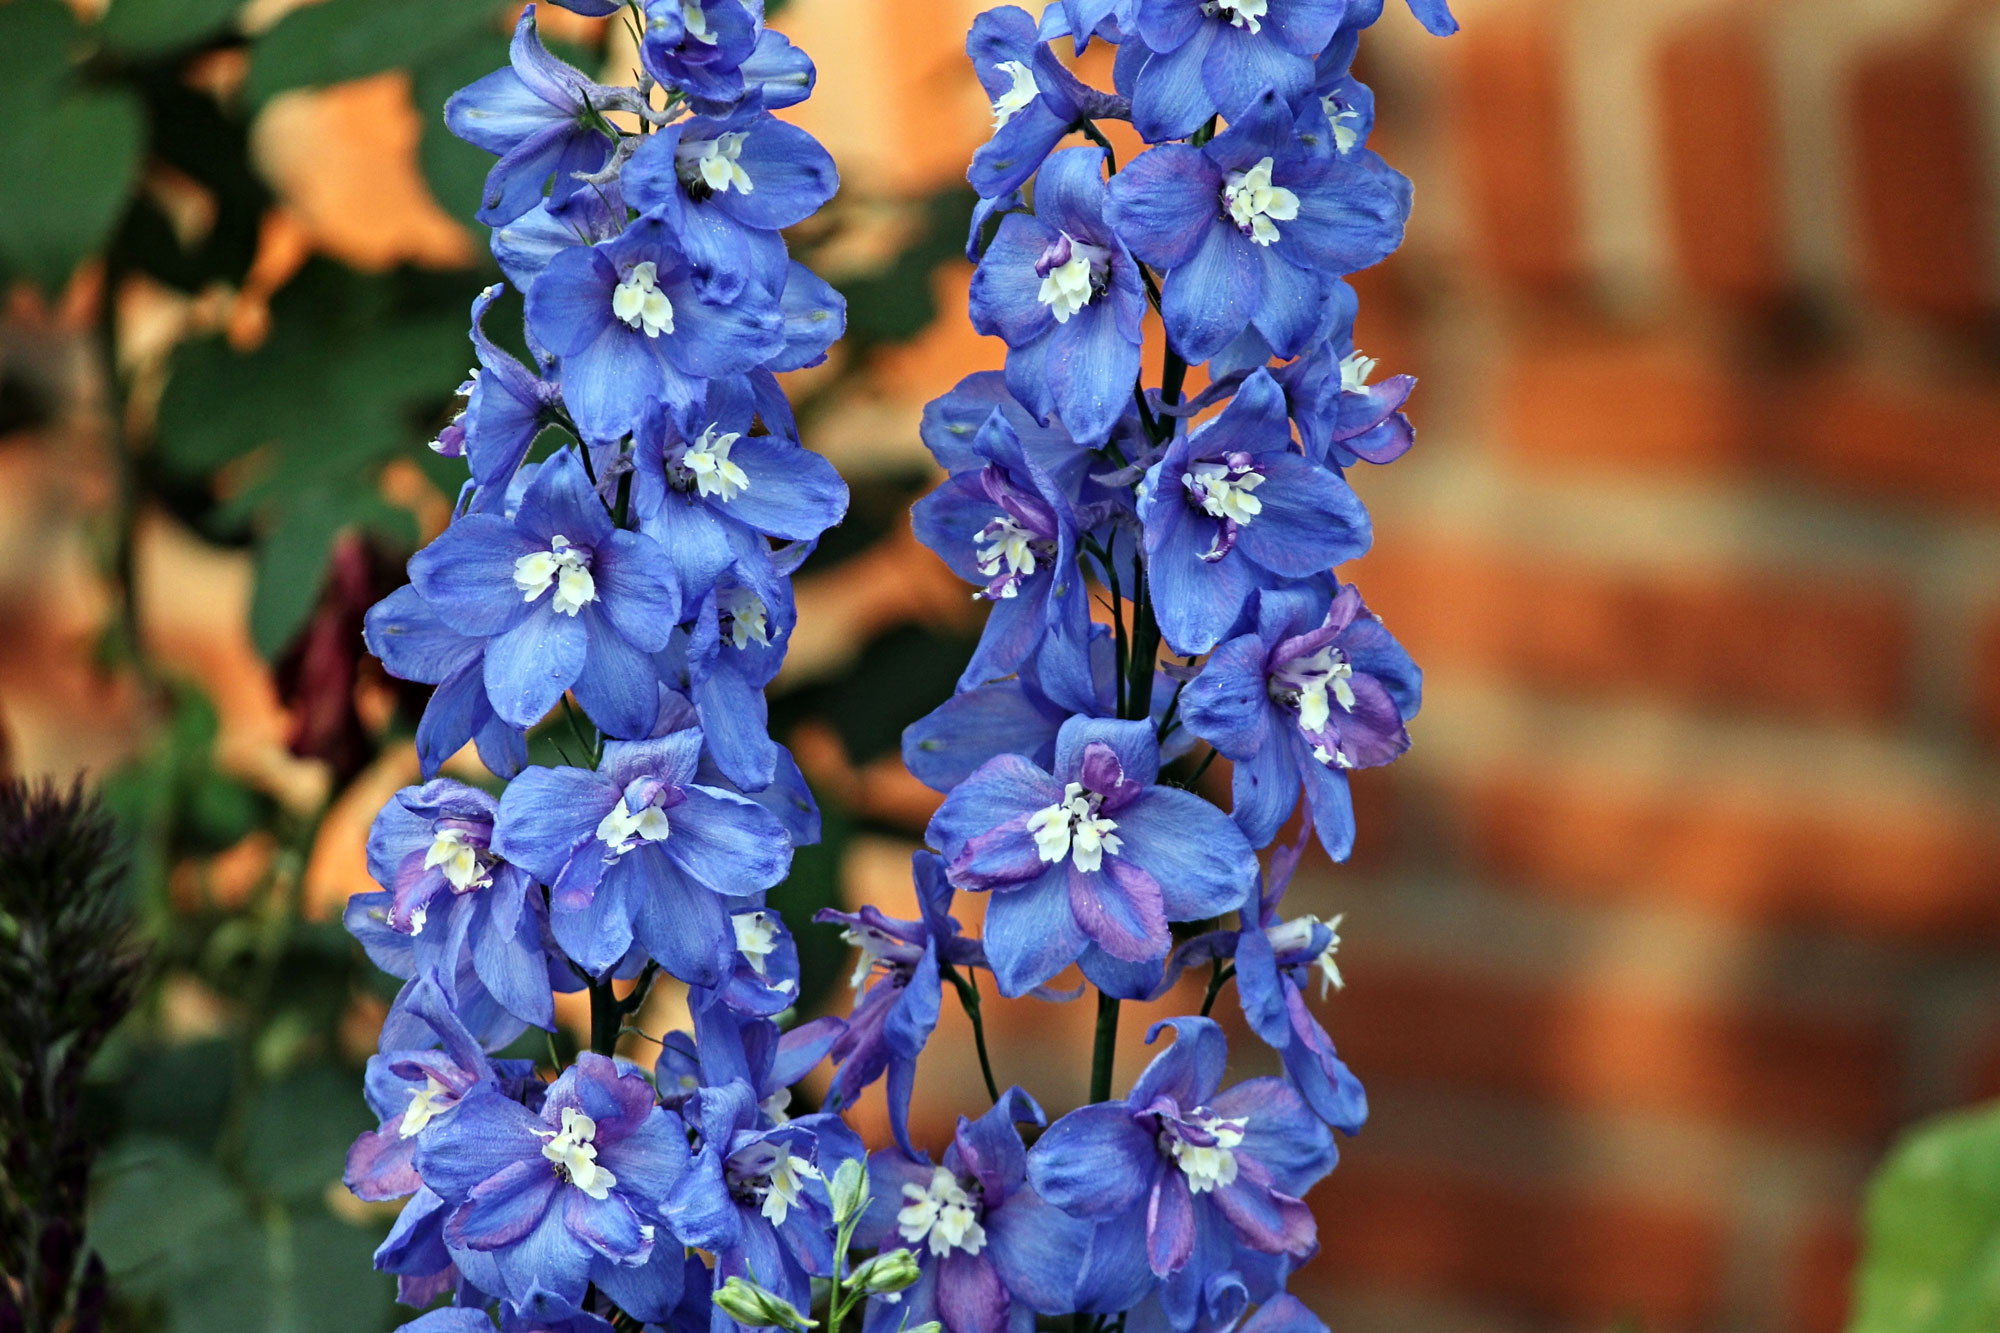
(1199, 963, 1236, 1018)
(1185, 744, 1219, 788)
(1089, 990, 1120, 1104)
(1078, 118, 1119, 175)
(1100, 535, 1128, 718)
(589, 978, 622, 1056)
(943, 962, 1003, 1105)
(1124, 555, 1159, 723)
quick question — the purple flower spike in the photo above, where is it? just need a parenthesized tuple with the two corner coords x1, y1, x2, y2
(927, 716, 1253, 997)
(1026, 1019, 1336, 1329)
(492, 725, 793, 981)
(415, 1052, 687, 1321)
(1180, 582, 1419, 860)
(1137, 370, 1371, 656)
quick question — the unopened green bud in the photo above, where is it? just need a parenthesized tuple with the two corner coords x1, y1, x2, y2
(829, 1156, 870, 1225)
(852, 1248, 922, 1296)
(903, 1322, 943, 1333)
(714, 1276, 816, 1330)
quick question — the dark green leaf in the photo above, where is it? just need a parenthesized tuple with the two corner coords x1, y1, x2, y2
(247, 491, 351, 659)
(91, 1136, 252, 1285)
(0, 0, 79, 122)
(775, 802, 851, 1020)
(246, 0, 500, 106)
(287, 1209, 395, 1332)
(1852, 1101, 2000, 1331)
(0, 87, 145, 292)
(241, 1066, 373, 1201)
(96, 0, 242, 57)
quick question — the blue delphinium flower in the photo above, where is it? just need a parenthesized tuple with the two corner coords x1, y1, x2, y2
(1107, 90, 1408, 363)
(406, 449, 681, 738)
(629, 381, 848, 594)
(641, 0, 763, 112)
(524, 217, 784, 443)
(814, 852, 990, 1156)
(1026, 1020, 1335, 1329)
(454, 284, 560, 490)
(1125, 0, 1348, 142)
(623, 106, 840, 300)
(1137, 370, 1371, 656)
(655, 553, 797, 793)
(415, 1053, 685, 1320)
(966, 6, 1130, 211)
(346, 778, 555, 1031)
(363, 585, 527, 779)
(663, 1080, 865, 1322)
(493, 726, 793, 981)
(912, 409, 1098, 713)
(853, 1089, 1092, 1333)
(1179, 581, 1419, 858)
(927, 717, 1252, 997)
(344, 977, 539, 1205)
(969, 146, 1146, 446)
(657, 988, 847, 1119)
(445, 7, 641, 227)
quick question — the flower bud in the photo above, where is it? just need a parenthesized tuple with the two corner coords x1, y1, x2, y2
(851, 1248, 922, 1296)
(829, 1156, 869, 1225)
(905, 1323, 943, 1333)
(714, 1276, 816, 1330)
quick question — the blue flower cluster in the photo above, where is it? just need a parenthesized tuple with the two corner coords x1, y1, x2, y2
(341, 1, 1448, 1330)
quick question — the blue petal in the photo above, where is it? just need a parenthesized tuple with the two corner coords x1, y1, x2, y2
(1160, 221, 1258, 364)
(982, 870, 1087, 997)
(662, 785, 792, 895)
(1104, 144, 1219, 270)
(483, 602, 587, 728)
(1108, 788, 1255, 921)
(1026, 1104, 1156, 1218)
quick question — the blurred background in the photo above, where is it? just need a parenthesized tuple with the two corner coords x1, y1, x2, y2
(2, 0, 1999, 1329)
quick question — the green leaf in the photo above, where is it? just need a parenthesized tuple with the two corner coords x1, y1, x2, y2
(0, 0, 79, 121)
(1851, 1101, 2000, 1332)
(241, 1066, 374, 1201)
(96, 0, 242, 57)
(246, 491, 351, 660)
(92, 1136, 253, 1285)
(0, 87, 145, 292)
(286, 1209, 395, 1333)
(246, 0, 500, 106)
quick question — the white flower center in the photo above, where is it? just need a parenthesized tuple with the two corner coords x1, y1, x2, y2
(1339, 349, 1378, 395)
(681, 0, 714, 43)
(990, 60, 1038, 130)
(423, 828, 491, 893)
(732, 910, 781, 977)
(685, 426, 750, 502)
(597, 795, 671, 857)
(1202, 0, 1267, 32)
(399, 1075, 454, 1138)
(1266, 912, 1345, 998)
(1270, 644, 1355, 735)
(1026, 781, 1122, 874)
(719, 584, 771, 649)
(538, 1107, 617, 1200)
(1169, 1114, 1246, 1194)
(897, 1165, 987, 1258)
(686, 132, 753, 195)
(513, 535, 597, 616)
(840, 923, 897, 989)
(757, 1145, 820, 1226)
(612, 260, 676, 338)
(974, 515, 1040, 592)
(1325, 100, 1364, 154)
(1221, 157, 1299, 246)
(1184, 461, 1265, 525)
(1037, 235, 1111, 324)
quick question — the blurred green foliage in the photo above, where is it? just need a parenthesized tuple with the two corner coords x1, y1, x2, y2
(1850, 1102, 2000, 1332)
(0, 0, 983, 1328)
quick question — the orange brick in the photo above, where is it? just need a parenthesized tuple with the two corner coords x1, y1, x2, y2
(1301, 958, 1899, 1141)
(1497, 321, 1755, 475)
(1847, 40, 1995, 322)
(1301, 1158, 1725, 1329)
(1788, 1218, 1859, 1333)
(1655, 13, 1787, 303)
(1352, 538, 1912, 725)
(1444, 7, 1583, 287)
(1463, 771, 2000, 945)
(1766, 366, 2000, 516)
